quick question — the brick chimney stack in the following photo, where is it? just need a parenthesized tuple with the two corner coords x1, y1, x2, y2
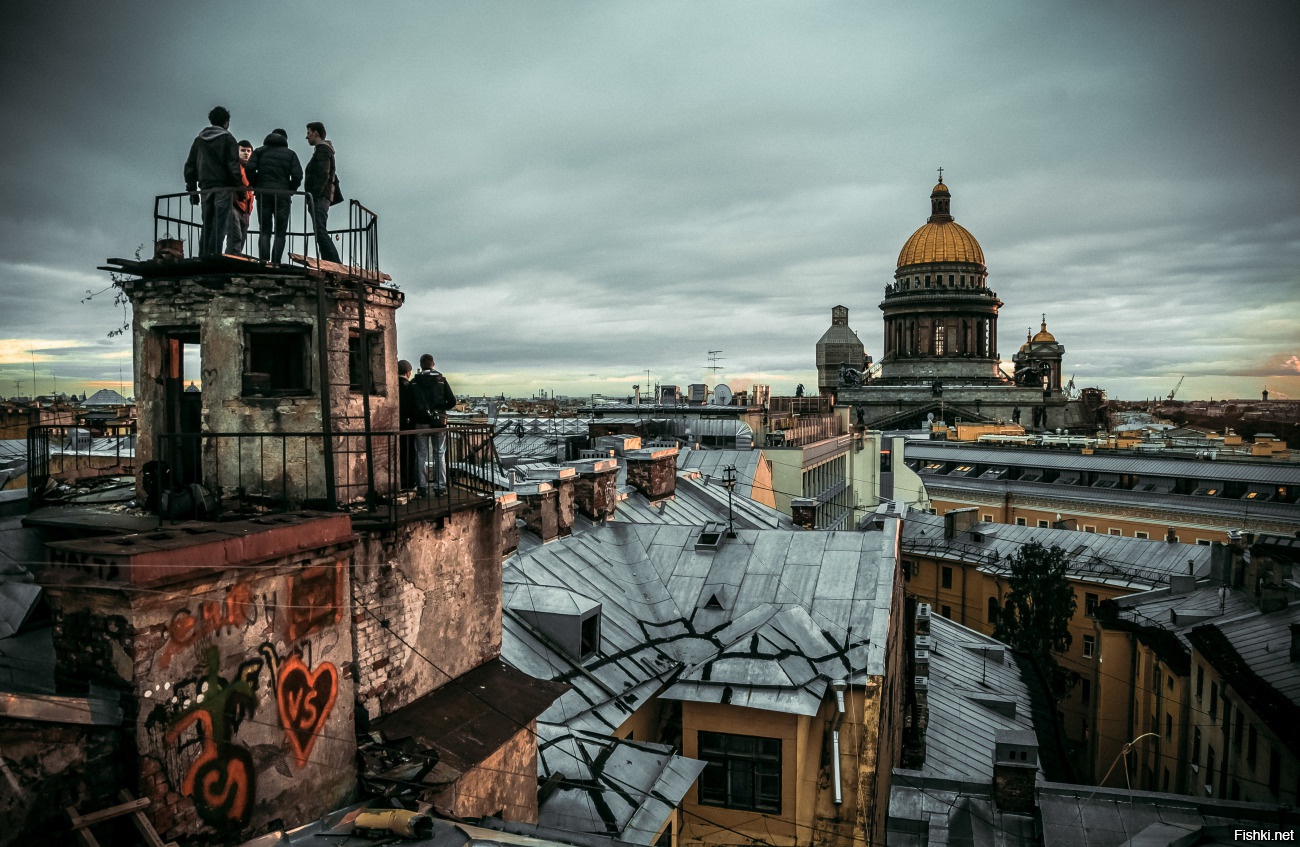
(567, 458, 619, 521)
(992, 730, 1039, 814)
(625, 445, 678, 502)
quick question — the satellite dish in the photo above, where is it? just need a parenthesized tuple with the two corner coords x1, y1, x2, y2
(713, 384, 733, 405)
(926, 412, 935, 422)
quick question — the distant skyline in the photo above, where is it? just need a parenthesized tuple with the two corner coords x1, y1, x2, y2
(1, 2, 1297, 402)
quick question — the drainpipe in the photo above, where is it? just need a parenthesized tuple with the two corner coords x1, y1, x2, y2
(316, 279, 336, 508)
(355, 281, 375, 504)
(832, 679, 846, 805)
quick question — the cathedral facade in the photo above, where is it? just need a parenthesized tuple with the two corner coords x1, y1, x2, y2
(824, 178, 1097, 432)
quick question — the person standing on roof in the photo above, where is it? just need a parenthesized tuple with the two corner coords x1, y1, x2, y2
(248, 128, 302, 264)
(304, 121, 341, 265)
(412, 354, 456, 495)
(183, 105, 243, 256)
(228, 140, 255, 255)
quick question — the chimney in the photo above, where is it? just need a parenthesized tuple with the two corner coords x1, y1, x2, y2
(1166, 526, 1178, 543)
(567, 458, 619, 522)
(791, 498, 818, 530)
(527, 466, 576, 537)
(625, 445, 678, 502)
(992, 730, 1039, 814)
(495, 491, 523, 558)
(944, 507, 979, 539)
(515, 482, 559, 543)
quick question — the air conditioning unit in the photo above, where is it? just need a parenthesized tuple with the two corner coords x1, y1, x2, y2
(914, 676, 929, 691)
(914, 648, 930, 664)
(915, 635, 934, 651)
(917, 603, 932, 621)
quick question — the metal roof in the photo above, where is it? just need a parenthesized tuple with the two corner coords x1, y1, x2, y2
(905, 441, 1300, 486)
(915, 474, 1300, 524)
(919, 616, 1039, 782)
(536, 722, 706, 844)
(676, 448, 765, 499)
(902, 512, 1213, 590)
(1207, 604, 1300, 707)
(503, 521, 898, 727)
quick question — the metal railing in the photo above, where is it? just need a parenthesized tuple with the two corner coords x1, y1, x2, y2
(147, 423, 505, 527)
(154, 189, 380, 278)
(26, 424, 137, 500)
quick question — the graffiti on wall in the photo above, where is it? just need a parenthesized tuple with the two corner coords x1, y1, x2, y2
(160, 646, 264, 830)
(263, 645, 339, 769)
(143, 562, 347, 834)
(286, 564, 342, 642)
(159, 582, 263, 670)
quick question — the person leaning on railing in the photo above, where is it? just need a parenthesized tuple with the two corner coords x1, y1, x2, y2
(247, 128, 302, 265)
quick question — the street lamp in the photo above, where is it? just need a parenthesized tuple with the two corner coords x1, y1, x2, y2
(723, 464, 737, 538)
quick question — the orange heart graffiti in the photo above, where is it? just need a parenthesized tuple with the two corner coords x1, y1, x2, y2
(275, 655, 338, 769)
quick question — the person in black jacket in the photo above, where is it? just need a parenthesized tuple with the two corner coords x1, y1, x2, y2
(412, 354, 456, 494)
(304, 121, 341, 264)
(183, 106, 242, 256)
(397, 359, 420, 491)
(248, 128, 303, 264)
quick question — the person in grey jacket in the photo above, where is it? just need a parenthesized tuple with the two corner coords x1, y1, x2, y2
(183, 106, 242, 256)
(303, 122, 341, 264)
(248, 128, 302, 264)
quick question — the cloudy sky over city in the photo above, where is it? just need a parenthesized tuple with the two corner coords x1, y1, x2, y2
(2, 1, 1297, 401)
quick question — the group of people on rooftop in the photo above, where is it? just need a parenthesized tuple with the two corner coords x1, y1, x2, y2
(183, 106, 341, 265)
(399, 355, 457, 497)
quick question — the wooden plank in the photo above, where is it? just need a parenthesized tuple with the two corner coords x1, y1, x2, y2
(66, 805, 102, 847)
(67, 797, 150, 828)
(289, 253, 392, 281)
(119, 789, 167, 847)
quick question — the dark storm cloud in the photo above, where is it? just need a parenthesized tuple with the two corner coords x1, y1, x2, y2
(1, 1, 1296, 400)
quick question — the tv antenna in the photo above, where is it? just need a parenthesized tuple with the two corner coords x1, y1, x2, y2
(706, 350, 725, 372)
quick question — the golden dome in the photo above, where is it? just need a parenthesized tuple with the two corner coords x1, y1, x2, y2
(1032, 318, 1055, 342)
(897, 220, 985, 267)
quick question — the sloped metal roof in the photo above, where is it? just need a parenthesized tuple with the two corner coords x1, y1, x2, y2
(503, 521, 898, 728)
(919, 616, 1040, 782)
(902, 512, 1212, 590)
(676, 447, 764, 499)
(905, 441, 1300, 486)
(536, 722, 706, 844)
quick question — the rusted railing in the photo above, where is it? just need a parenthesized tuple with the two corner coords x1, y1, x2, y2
(147, 423, 504, 527)
(154, 190, 380, 278)
(26, 424, 137, 500)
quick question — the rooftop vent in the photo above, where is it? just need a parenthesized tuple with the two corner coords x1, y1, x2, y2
(694, 521, 729, 552)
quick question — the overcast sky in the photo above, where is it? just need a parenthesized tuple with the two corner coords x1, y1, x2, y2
(2, 1, 1297, 402)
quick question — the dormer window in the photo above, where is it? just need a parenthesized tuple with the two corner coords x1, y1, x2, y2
(507, 585, 602, 663)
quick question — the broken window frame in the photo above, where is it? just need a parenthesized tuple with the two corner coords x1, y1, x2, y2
(243, 324, 313, 397)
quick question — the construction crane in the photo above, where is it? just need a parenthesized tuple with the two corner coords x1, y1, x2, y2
(1167, 375, 1184, 402)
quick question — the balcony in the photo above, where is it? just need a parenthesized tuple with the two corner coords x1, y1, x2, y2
(28, 423, 506, 531)
(100, 189, 384, 282)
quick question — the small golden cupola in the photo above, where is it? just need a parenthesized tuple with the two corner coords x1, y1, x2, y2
(1032, 316, 1056, 343)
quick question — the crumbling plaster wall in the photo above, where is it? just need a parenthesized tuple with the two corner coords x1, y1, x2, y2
(433, 722, 540, 823)
(352, 503, 503, 718)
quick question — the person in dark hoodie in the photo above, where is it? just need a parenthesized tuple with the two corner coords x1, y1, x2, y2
(248, 128, 303, 264)
(304, 121, 342, 264)
(183, 106, 242, 256)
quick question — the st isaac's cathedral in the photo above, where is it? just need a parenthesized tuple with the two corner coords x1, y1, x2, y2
(819, 176, 1103, 432)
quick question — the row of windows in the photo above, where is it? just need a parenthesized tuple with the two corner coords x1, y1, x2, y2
(898, 273, 984, 288)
